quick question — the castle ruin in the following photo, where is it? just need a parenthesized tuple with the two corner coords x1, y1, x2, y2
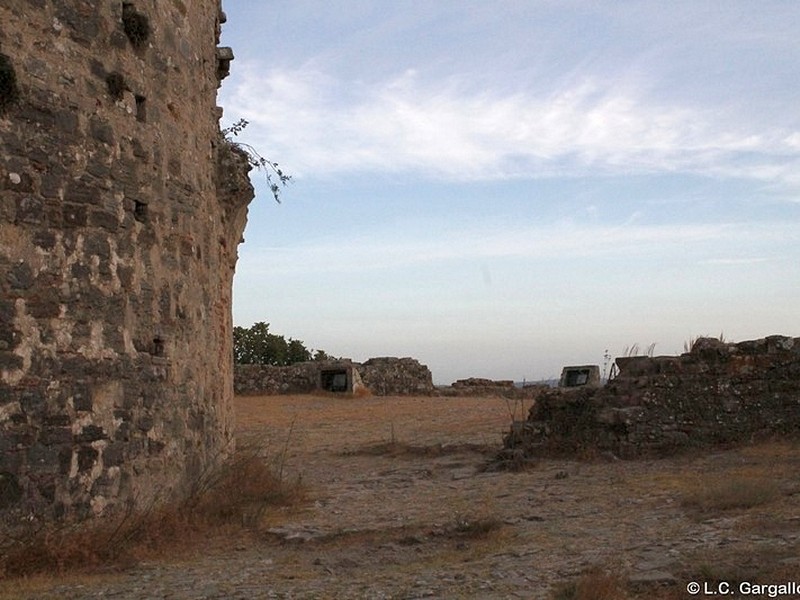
(503, 335, 800, 461)
(0, 0, 253, 521)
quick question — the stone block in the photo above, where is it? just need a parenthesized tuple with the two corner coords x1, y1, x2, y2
(76, 424, 106, 443)
(15, 196, 44, 225)
(62, 203, 88, 227)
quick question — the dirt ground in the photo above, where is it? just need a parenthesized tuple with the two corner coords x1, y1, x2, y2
(12, 394, 800, 599)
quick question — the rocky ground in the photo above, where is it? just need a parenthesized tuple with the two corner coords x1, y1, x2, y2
(7, 394, 800, 599)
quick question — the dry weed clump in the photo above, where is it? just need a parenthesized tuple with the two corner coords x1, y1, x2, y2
(551, 564, 630, 600)
(353, 385, 372, 398)
(0, 441, 305, 580)
(447, 513, 504, 540)
(681, 474, 780, 515)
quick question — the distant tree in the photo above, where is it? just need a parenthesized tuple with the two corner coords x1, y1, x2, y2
(262, 331, 288, 366)
(287, 338, 311, 364)
(313, 349, 329, 362)
(233, 321, 319, 366)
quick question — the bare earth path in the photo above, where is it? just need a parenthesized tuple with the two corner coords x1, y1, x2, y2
(15, 394, 800, 599)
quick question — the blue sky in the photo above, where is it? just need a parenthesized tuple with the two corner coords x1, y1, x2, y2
(219, 1, 800, 384)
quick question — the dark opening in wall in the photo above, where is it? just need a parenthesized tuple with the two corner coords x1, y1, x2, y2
(321, 369, 349, 393)
(152, 336, 165, 357)
(0, 53, 20, 115)
(133, 200, 148, 222)
(0, 472, 22, 509)
(105, 71, 126, 101)
(134, 94, 146, 122)
(122, 3, 150, 49)
(565, 369, 590, 386)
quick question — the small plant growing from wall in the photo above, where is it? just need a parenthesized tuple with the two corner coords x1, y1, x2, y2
(223, 118, 292, 203)
(0, 53, 20, 115)
(122, 3, 150, 48)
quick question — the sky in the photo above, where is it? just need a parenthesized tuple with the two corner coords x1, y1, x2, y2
(218, 1, 800, 385)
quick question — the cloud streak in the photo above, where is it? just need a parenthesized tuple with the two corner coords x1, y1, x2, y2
(223, 64, 800, 188)
(237, 219, 796, 278)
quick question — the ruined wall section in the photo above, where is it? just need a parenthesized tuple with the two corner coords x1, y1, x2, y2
(0, 0, 253, 521)
(234, 357, 436, 396)
(359, 357, 435, 396)
(235, 362, 328, 396)
(503, 336, 800, 460)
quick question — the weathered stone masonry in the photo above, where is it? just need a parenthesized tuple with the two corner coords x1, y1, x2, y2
(235, 357, 437, 397)
(0, 0, 253, 521)
(503, 336, 800, 460)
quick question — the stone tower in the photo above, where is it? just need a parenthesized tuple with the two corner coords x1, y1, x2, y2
(0, 0, 254, 521)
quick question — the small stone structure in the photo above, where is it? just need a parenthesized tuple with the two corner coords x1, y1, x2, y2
(503, 335, 800, 459)
(234, 357, 435, 396)
(558, 365, 601, 388)
(1, 1, 253, 522)
(319, 362, 365, 394)
(359, 357, 435, 396)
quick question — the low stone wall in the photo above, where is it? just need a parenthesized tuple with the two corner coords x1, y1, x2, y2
(436, 378, 546, 399)
(234, 357, 435, 396)
(503, 335, 800, 459)
(234, 362, 320, 396)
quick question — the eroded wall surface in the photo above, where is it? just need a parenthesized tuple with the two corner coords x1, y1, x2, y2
(0, 0, 253, 521)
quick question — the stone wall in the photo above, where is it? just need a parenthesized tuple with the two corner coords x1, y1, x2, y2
(503, 335, 800, 459)
(234, 357, 436, 396)
(436, 378, 544, 399)
(0, 0, 253, 522)
(235, 361, 344, 396)
(359, 357, 435, 396)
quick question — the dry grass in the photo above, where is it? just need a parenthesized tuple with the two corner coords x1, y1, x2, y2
(233, 394, 511, 457)
(551, 565, 629, 600)
(625, 440, 798, 516)
(681, 474, 780, 515)
(346, 440, 493, 458)
(675, 542, 800, 596)
(0, 573, 122, 600)
(0, 441, 305, 580)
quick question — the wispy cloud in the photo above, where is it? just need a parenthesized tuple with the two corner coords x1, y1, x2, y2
(223, 63, 800, 188)
(699, 257, 771, 266)
(237, 220, 794, 277)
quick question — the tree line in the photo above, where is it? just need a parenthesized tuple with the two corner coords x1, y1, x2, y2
(233, 321, 329, 365)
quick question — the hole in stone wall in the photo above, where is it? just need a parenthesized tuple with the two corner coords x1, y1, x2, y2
(133, 200, 148, 222)
(152, 336, 165, 357)
(122, 3, 150, 49)
(0, 53, 20, 115)
(565, 369, 590, 387)
(134, 94, 146, 122)
(105, 71, 126, 101)
(321, 369, 349, 393)
(0, 472, 22, 509)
